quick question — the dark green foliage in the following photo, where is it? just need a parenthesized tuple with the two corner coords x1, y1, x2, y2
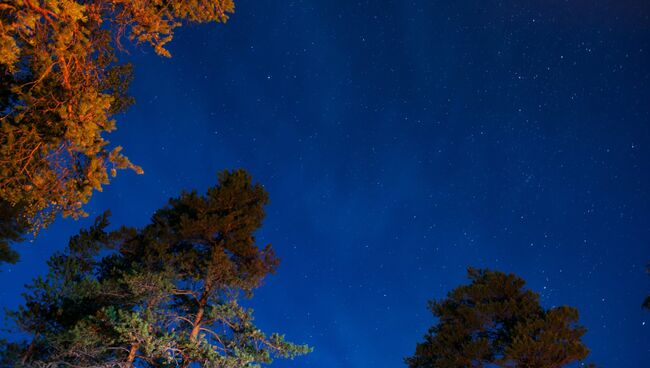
(0, 199, 27, 264)
(3, 170, 311, 367)
(406, 268, 591, 368)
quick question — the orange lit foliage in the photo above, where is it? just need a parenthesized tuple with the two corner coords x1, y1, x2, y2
(0, 0, 235, 242)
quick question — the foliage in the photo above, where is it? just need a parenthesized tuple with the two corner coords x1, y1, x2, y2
(2, 170, 311, 367)
(406, 268, 592, 368)
(0, 0, 236, 257)
(0, 199, 26, 264)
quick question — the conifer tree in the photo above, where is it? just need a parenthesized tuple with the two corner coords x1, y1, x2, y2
(0, 0, 236, 260)
(2, 170, 311, 367)
(406, 268, 592, 368)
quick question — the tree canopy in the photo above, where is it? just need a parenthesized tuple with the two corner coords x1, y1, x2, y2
(0, 198, 27, 264)
(1, 169, 311, 367)
(0, 0, 236, 261)
(406, 268, 592, 368)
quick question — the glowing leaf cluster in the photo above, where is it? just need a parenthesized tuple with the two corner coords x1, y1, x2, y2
(0, 0, 234, 243)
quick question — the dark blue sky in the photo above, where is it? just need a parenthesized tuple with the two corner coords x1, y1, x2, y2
(2, 0, 649, 366)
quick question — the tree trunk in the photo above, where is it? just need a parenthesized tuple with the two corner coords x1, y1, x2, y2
(190, 291, 209, 341)
(183, 260, 217, 367)
(126, 343, 139, 365)
(20, 333, 38, 365)
(182, 304, 206, 368)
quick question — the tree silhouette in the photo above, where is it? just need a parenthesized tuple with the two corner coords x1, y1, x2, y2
(2, 170, 311, 367)
(0, 199, 27, 264)
(406, 268, 592, 368)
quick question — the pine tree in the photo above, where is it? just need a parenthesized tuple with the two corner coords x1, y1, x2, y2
(2, 170, 311, 367)
(0, 0, 236, 261)
(406, 268, 592, 368)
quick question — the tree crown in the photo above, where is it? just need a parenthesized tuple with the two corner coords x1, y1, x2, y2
(0, 0, 236, 262)
(406, 268, 591, 368)
(2, 170, 311, 367)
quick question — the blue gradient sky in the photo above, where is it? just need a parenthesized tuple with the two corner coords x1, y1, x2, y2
(2, 0, 649, 366)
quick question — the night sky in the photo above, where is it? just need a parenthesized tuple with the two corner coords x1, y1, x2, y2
(2, 0, 649, 366)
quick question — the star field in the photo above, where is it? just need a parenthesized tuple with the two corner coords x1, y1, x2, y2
(1, 1, 649, 366)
